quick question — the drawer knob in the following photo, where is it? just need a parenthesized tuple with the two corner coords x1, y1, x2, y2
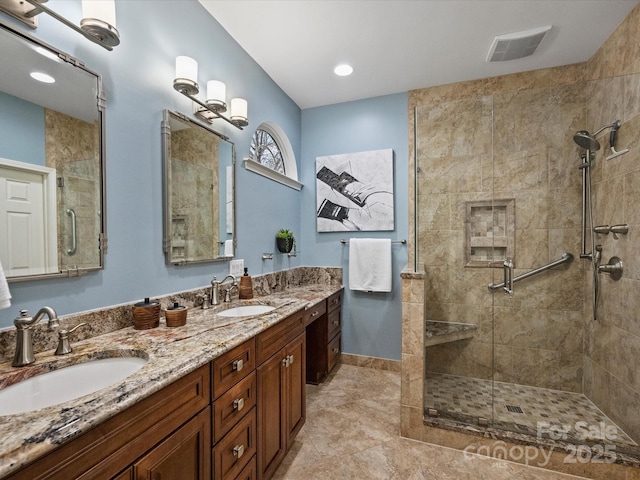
(233, 444, 245, 459)
(233, 397, 245, 412)
(332, 320, 339, 326)
(311, 310, 319, 317)
(232, 359, 244, 372)
(332, 348, 339, 353)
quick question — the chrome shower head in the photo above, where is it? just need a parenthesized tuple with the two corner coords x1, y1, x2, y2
(573, 130, 601, 151)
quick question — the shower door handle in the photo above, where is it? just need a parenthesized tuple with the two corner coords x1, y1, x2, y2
(66, 208, 77, 256)
(503, 259, 514, 296)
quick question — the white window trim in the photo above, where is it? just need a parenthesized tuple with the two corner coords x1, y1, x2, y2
(243, 158, 303, 190)
(245, 121, 303, 190)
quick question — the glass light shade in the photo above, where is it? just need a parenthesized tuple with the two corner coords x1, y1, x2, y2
(80, 0, 120, 47)
(82, 0, 117, 27)
(230, 98, 248, 126)
(206, 80, 227, 112)
(175, 56, 198, 83)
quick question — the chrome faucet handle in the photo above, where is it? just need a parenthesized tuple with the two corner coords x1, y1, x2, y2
(55, 323, 89, 355)
(223, 284, 238, 303)
(197, 293, 211, 310)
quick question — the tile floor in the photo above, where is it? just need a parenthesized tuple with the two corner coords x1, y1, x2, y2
(425, 373, 636, 445)
(273, 364, 589, 479)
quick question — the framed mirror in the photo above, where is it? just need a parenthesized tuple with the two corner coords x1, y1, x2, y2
(162, 110, 235, 265)
(0, 22, 106, 282)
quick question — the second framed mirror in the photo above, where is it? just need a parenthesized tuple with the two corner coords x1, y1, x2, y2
(162, 110, 235, 265)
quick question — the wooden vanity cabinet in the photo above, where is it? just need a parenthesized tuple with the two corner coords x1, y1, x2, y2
(305, 289, 343, 384)
(5, 364, 211, 480)
(256, 311, 306, 480)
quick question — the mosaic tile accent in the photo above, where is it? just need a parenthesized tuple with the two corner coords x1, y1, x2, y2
(425, 373, 636, 446)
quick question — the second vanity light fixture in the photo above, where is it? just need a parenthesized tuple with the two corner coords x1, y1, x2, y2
(173, 55, 248, 130)
(0, 0, 120, 50)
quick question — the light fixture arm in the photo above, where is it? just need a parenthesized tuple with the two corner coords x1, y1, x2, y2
(21, 0, 117, 51)
(174, 85, 247, 130)
(176, 88, 243, 130)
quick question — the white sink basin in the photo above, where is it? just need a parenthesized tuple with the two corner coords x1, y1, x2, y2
(0, 356, 147, 416)
(216, 305, 275, 317)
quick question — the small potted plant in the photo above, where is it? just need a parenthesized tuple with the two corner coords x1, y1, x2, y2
(276, 228, 295, 253)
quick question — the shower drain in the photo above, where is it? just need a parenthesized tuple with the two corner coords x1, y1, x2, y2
(505, 405, 524, 414)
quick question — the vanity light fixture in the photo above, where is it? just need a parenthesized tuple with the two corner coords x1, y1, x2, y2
(0, 0, 120, 51)
(173, 55, 249, 130)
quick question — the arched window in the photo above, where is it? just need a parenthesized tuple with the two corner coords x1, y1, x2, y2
(244, 122, 302, 190)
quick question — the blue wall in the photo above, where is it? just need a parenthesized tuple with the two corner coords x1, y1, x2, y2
(0, 92, 46, 165)
(1, 1, 409, 361)
(301, 94, 409, 360)
(1, 0, 301, 328)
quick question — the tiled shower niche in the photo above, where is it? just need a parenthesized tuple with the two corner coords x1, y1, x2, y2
(464, 199, 514, 267)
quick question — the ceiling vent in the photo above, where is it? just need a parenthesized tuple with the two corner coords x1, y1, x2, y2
(486, 25, 552, 62)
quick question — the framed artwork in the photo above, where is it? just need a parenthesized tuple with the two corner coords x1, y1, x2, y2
(316, 149, 394, 232)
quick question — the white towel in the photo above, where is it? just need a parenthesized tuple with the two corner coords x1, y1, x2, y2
(0, 260, 11, 310)
(224, 239, 234, 257)
(348, 238, 392, 292)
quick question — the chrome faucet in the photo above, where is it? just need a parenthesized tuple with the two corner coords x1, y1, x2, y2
(211, 275, 238, 305)
(12, 307, 60, 367)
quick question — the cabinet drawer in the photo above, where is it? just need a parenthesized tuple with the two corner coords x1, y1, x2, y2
(327, 290, 343, 313)
(212, 338, 256, 399)
(327, 333, 341, 374)
(256, 311, 304, 364)
(213, 371, 257, 443)
(327, 308, 341, 340)
(234, 455, 256, 480)
(303, 300, 326, 327)
(213, 407, 257, 480)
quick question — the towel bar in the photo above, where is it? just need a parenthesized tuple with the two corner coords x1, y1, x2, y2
(340, 239, 406, 244)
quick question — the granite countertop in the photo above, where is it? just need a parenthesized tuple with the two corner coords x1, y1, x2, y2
(0, 284, 342, 478)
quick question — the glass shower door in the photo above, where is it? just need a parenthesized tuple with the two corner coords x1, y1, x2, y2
(415, 94, 497, 428)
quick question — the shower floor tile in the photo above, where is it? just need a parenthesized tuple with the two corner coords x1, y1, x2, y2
(425, 373, 636, 446)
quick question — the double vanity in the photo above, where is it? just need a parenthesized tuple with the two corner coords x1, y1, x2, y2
(0, 269, 343, 480)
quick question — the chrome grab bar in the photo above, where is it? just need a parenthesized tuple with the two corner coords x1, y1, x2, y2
(488, 253, 574, 292)
(66, 208, 77, 255)
(503, 258, 514, 296)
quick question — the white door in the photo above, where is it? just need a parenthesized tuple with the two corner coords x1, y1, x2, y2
(0, 159, 58, 277)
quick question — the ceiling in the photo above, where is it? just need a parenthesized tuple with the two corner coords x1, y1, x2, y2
(200, 0, 639, 109)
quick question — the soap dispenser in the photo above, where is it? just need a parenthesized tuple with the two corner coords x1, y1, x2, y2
(239, 268, 253, 299)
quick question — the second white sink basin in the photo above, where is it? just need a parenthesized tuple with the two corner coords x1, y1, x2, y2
(216, 305, 275, 317)
(0, 356, 148, 416)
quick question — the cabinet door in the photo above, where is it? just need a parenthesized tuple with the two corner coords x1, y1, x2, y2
(133, 407, 211, 480)
(285, 333, 306, 449)
(256, 351, 286, 480)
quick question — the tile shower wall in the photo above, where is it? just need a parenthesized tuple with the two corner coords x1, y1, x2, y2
(45, 109, 101, 270)
(411, 63, 585, 392)
(170, 126, 220, 261)
(583, 3, 640, 443)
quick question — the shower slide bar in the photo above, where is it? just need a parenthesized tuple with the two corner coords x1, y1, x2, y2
(488, 252, 574, 292)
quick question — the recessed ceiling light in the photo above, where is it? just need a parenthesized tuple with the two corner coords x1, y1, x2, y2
(30, 72, 55, 84)
(334, 64, 353, 76)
